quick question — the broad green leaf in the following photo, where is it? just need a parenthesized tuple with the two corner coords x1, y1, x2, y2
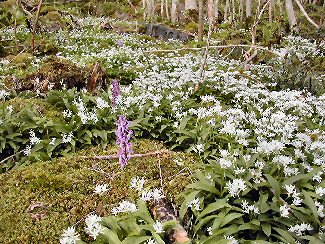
(219, 213, 243, 228)
(273, 227, 296, 244)
(179, 190, 200, 220)
(261, 223, 271, 237)
(265, 174, 280, 199)
(302, 190, 319, 223)
(122, 236, 152, 244)
(101, 228, 122, 243)
(187, 182, 218, 194)
(197, 200, 231, 221)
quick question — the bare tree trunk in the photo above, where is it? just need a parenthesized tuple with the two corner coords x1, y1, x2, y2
(215, 0, 219, 21)
(246, 0, 252, 17)
(143, 0, 147, 19)
(277, 0, 283, 17)
(294, 0, 319, 28)
(285, 0, 299, 32)
(269, 0, 273, 23)
(231, 0, 236, 22)
(31, 0, 43, 51)
(208, 0, 215, 23)
(166, 0, 170, 19)
(147, 0, 155, 17)
(171, 0, 180, 21)
(198, 0, 204, 41)
(161, 0, 164, 16)
(185, 0, 197, 10)
(240, 0, 244, 23)
(321, 0, 325, 26)
(224, 0, 230, 21)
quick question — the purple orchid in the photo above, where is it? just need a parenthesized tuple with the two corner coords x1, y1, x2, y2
(111, 79, 120, 106)
(115, 115, 134, 168)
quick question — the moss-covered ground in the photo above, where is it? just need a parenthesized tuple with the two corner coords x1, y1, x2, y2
(0, 139, 197, 243)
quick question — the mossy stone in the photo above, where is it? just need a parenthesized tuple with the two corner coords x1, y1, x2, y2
(10, 53, 34, 68)
(36, 40, 59, 56)
(185, 21, 198, 33)
(40, 6, 58, 15)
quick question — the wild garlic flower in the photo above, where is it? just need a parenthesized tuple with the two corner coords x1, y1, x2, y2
(0, 90, 10, 100)
(219, 158, 233, 169)
(49, 138, 56, 145)
(7, 105, 13, 113)
(207, 226, 213, 236)
(60, 226, 80, 244)
(29, 130, 41, 145)
(223, 235, 239, 244)
(23, 145, 32, 156)
(187, 197, 201, 211)
(85, 214, 105, 240)
(151, 188, 165, 201)
(288, 223, 313, 236)
(316, 187, 325, 196)
(146, 238, 157, 244)
(96, 97, 110, 110)
(315, 201, 325, 218)
(61, 132, 74, 143)
(174, 158, 184, 166)
(153, 220, 164, 234)
(141, 190, 153, 201)
(279, 204, 291, 218)
(62, 109, 73, 118)
(225, 178, 247, 197)
(111, 200, 138, 215)
(242, 200, 260, 215)
(129, 176, 146, 192)
(94, 184, 109, 195)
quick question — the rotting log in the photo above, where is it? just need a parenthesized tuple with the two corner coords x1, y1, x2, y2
(149, 199, 190, 244)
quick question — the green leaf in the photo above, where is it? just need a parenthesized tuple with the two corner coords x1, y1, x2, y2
(261, 223, 271, 237)
(187, 182, 218, 194)
(219, 213, 243, 228)
(265, 174, 280, 199)
(179, 190, 200, 220)
(197, 200, 231, 221)
(273, 227, 296, 244)
(302, 190, 319, 223)
(101, 228, 122, 243)
(121, 236, 152, 244)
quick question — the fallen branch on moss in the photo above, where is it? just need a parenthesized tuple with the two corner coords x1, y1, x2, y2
(79, 150, 170, 160)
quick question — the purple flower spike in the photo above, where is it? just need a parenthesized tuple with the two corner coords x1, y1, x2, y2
(115, 115, 134, 168)
(111, 79, 120, 106)
(118, 39, 123, 48)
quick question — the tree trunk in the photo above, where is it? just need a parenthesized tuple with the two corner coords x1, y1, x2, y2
(277, 0, 283, 17)
(231, 0, 236, 23)
(161, 0, 164, 16)
(240, 0, 244, 23)
(171, 0, 180, 22)
(208, 0, 215, 24)
(294, 0, 319, 28)
(147, 0, 155, 17)
(185, 0, 197, 10)
(246, 0, 252, 17)
(285, 0, 299, 32)
(321, 0, 325, 26)
(166, 0, 170, 19)
(269, 0, 273, 23)
(198, 0, 204, 41)
(215, 0, 219, 21)
(224, 0, 230, 21)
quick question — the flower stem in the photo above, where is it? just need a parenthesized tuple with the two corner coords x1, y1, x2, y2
(125, 166, 135, 203)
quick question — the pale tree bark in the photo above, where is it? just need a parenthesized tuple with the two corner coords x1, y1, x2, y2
(171, 0, 180, 22)
(285, 0, 299, 32)
(147, 0, 155, 17)
(246, 0, 252, 17)
(208, 0, 215, 23)
(185, 0, 197, 10)
(166, 0, 170, 19)
(269, 0, 274, 23)
(224, 0, 230, 21)
(294, 0, 319, 28)
(215, 0, 219, 21)
(239, 0, 244, 22)
(277, 0, 283, 17)
(198, 0, 204, 41)
(321, 0, 325, 26)
(161, 0, 164, 16)
(231, 0, 236, 22)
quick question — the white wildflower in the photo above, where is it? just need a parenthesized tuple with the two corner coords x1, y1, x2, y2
(288, 223, 313, 236)
(316, 187, 325, 196)
(29, 130, 41, 145)
(111, 200, 138, 215)
(61, 132, 73, 143)
(152, 188, 165, 201)
(141, 190, 153, 201)
(234, 167, 246, 175)
(129, 176, 146, 192)
(49, 138, 56, 145)
(85, 214, 105, 240)
(242, 200, 260, 215)
(94, 184, 109, 195)
(7, 105, 13, 113)
(315, 201, 325, 218)
(312, 171, 323, 183)
(153, 220, 164, 234)
(280, 204, 291, 218)
(187, 197, 201, 211)
(23, 145, 32, 156)
(60, 226, 80, 244)
(223, 235, 239, 244)
(226, 178, 247, 197)
(62, 109, 73, 118)
(207, 226, 213, 236)
(96, 97, 110, 109)
(146, 238, 157, 244)
(219, 158, 233, 169)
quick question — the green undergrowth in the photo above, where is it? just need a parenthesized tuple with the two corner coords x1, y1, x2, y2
(0, 139, 197, 243)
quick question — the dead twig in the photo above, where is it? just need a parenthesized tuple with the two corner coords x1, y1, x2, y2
(80, 150, 169, 160)
(0, 150, 24, 165)
(31, 0, 43, 51)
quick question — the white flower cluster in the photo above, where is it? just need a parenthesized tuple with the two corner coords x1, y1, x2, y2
(315, 201, 325, 218)
(96, 97, 110, 110)
(129, 176, 146, 192)
(153, 220, 164, 234)
(279, 204, 291, 218)
(60, 226, 80, 244)
(284, 184, 303, 206)
(186, 197, 201, 211)
(316, 187, 325, 197)
(0, 90, 10, 100)
(223, 235, 239, 244)
(111, 201, 138, 215)
(226, 178, 247, 197)
(73, 97, 98, 124)
(61, 132, 74, 143)
(288, 223, 313, 236)
(29, 130, 41, 145)
(242, 200, 260, 215)
(85, 214, 105, 240)
(94, 184, 109, 195)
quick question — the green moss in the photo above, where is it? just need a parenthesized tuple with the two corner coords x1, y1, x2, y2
(0, 139, 196, 243)
(36, 40, 59, 56)
(10, 53, 34, 68)
(185, 21, 198, 34)
(40, 6, 58, 15)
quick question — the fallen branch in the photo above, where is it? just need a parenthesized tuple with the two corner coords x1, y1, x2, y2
(294, 0, 320, 29)
(0, 149, 24, 165)
(80, 150, 169, 160)
(145, 44, 280, 56)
